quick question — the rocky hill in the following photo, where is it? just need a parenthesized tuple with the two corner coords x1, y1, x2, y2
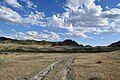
(0, 37, 51, 45)
(0, 37, 83, 46)
(108, 40, 120, 47)
(107, 40, 120, 51)
(52, 39, 83, 47)
(0, 36, 119, 53)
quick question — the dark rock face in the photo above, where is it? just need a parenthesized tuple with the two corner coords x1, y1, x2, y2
(108, 41, 120, 47)
(107, 40, 120, 51)
(52, 39, 83, 47)
(61, 39, 80, 46)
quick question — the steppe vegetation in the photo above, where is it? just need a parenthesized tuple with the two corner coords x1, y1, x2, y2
(0, 51, 120, 80)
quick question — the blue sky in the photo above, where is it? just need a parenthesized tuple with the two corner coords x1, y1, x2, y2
(0, 0, 120, 46)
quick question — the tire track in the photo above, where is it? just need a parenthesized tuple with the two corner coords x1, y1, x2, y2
(55, 58, 74, 80)
(30, 60, 62, 80)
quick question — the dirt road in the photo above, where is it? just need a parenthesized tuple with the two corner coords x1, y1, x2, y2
(30, 60, 62, 80)
(55, 58, 74, 80)
(30, 56, 74, 80)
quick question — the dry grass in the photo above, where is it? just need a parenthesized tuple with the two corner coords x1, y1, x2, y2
(71, 52, 120, 80)
(0, 44, 44, 51)
(0, 52, 120, 80)
(0, 44, 77, 52)
(0, 53, 68, 80)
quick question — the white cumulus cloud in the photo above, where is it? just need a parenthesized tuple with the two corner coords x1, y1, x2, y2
(0, 5, 45, 26)
(47, 0, 120, 38)
(0, 5, 22, 23)
(117, 3, 120, 7)
(1, 0, 120, 39)
(11, 29, 60, 40)
(22, 0, 37, 9)
(4, 0, 22, 8)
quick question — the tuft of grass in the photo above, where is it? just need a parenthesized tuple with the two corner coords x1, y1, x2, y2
(96, 61, 102, 64)
(89, 77, 101, 80)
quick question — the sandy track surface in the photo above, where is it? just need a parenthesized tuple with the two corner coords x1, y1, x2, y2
(55, 58, 74, 80)
(30, 60, 62, 80)
(30, 56, 74, 80)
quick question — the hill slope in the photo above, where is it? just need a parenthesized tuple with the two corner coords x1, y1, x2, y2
(0, 37, 81, 46)
(0, 37, 119, 53)
(108, 40, 120, 47)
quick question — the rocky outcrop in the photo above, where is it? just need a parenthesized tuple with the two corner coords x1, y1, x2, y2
(107, 40, 120, 51)
(52, 39, 83, 47)
(0, 36, 119, 53)
(108, 40, 120, 47)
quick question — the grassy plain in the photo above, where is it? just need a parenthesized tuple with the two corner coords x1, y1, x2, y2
(0, 51, 120, 80)
(0, 53, 68, 80)
(72, 52, 120, 80)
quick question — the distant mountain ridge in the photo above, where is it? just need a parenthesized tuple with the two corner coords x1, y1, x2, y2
(0, 36, 120, 47)
(0, 36, 119, 53)
(0, 37, 42, 45)
(0, 37, 13, 40)
(0, 37, 81, 46)
(51, 39, 83, 47)
(108, 40, 120, 47)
